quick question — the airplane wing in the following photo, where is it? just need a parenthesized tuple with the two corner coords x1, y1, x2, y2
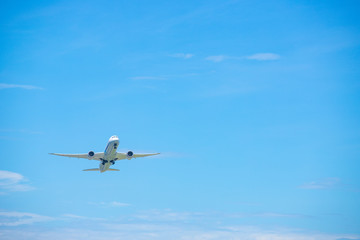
(49, 152, 104, 161)
(115, 152, 160, 160)
(133, 153, 160, 158)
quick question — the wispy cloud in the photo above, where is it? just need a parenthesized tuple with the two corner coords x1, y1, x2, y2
(245, 53, 280, 61)
(0, 209, 358, 240)
(111, 201, 131, 207)
(62, 214, 105, 221)
(0, 170, 34, 193)
(131, 209, 308, 224)
(205, 53, 280, 62)
(0, 83, 43, 90)
(205, 55, 228, 62)
(1, 221, 358, 240)
(0, 211, 53, 226)
(134, 209, 204, 222)
(130, 76, 167, 80)
(169, 53, 194, 59)
(299, 177, 341, 189)
(254, 212, 309, 218)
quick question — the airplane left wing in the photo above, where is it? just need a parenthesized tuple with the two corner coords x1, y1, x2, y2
(49, 152, 104, 160)
(116, 152, 160, 160)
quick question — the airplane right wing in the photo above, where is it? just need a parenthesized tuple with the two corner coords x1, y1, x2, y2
(49, 152, 104, 160)
(133, 153, 160, 158)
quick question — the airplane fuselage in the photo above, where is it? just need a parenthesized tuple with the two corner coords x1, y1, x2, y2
(100, 136, 119, 172)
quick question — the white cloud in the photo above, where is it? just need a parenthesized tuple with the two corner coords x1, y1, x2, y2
(62, 214, 105, 221)
(254, 212, 307, 218)
(245, 53, 280, 61)
(299, 177, 341, 189)
(134, 209, 203, 222)
(0, 83, 43, 90)
(0, 222, 358, 240)
(133, 209, 308, 223)
(205, 53, 280, 62)
(0, 211, 54, 226)
(169, 53, 194, 59)
(130, 76, 167, 80)
(205, 55, 228, 62)
(0, 170, 34, 193)
(0, 209, 358, 240)
(111, 201, 131, 207)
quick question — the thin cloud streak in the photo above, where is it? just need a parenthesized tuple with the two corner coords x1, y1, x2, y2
(205, 53, 280, 62)
(0, 211, 54, 226)
(61, 214, 105, 221)
(0, 83, 43, 90)
(111, 201, 131, 207)
(0, 170, 34, 193)
(205, 55, 228, 62)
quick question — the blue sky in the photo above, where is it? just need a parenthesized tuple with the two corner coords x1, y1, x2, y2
(1, 0, 360, 239)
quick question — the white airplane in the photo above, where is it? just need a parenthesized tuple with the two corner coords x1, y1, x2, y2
(50, 135, 159, 173)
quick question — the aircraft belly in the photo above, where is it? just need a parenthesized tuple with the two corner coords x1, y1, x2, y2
(103, 140, 119, 160)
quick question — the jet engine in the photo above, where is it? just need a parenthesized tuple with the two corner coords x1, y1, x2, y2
(127, 151, 134, 160)
(88, 151, 95, 159)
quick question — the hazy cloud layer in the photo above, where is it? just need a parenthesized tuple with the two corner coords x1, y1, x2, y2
(0, 211, 53, 226)
(205, 55, 228, 62)
(0, 222, 358, 240)
(0, 170, 34, 193)
(0, 209, 358, 239)
(206, 53, 280, 62)
(245, 53, 280, 60)
(61, 214, 105, 221)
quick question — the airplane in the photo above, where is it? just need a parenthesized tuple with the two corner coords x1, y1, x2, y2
(49, 135, 160, 173)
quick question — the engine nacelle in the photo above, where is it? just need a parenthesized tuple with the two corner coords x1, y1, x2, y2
(127, 151, 134, 160)
(88, 151, 95, 159)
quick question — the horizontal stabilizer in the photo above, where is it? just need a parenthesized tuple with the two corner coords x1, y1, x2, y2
(82, 168, 120, 172)
(83, 168, 100, 171)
